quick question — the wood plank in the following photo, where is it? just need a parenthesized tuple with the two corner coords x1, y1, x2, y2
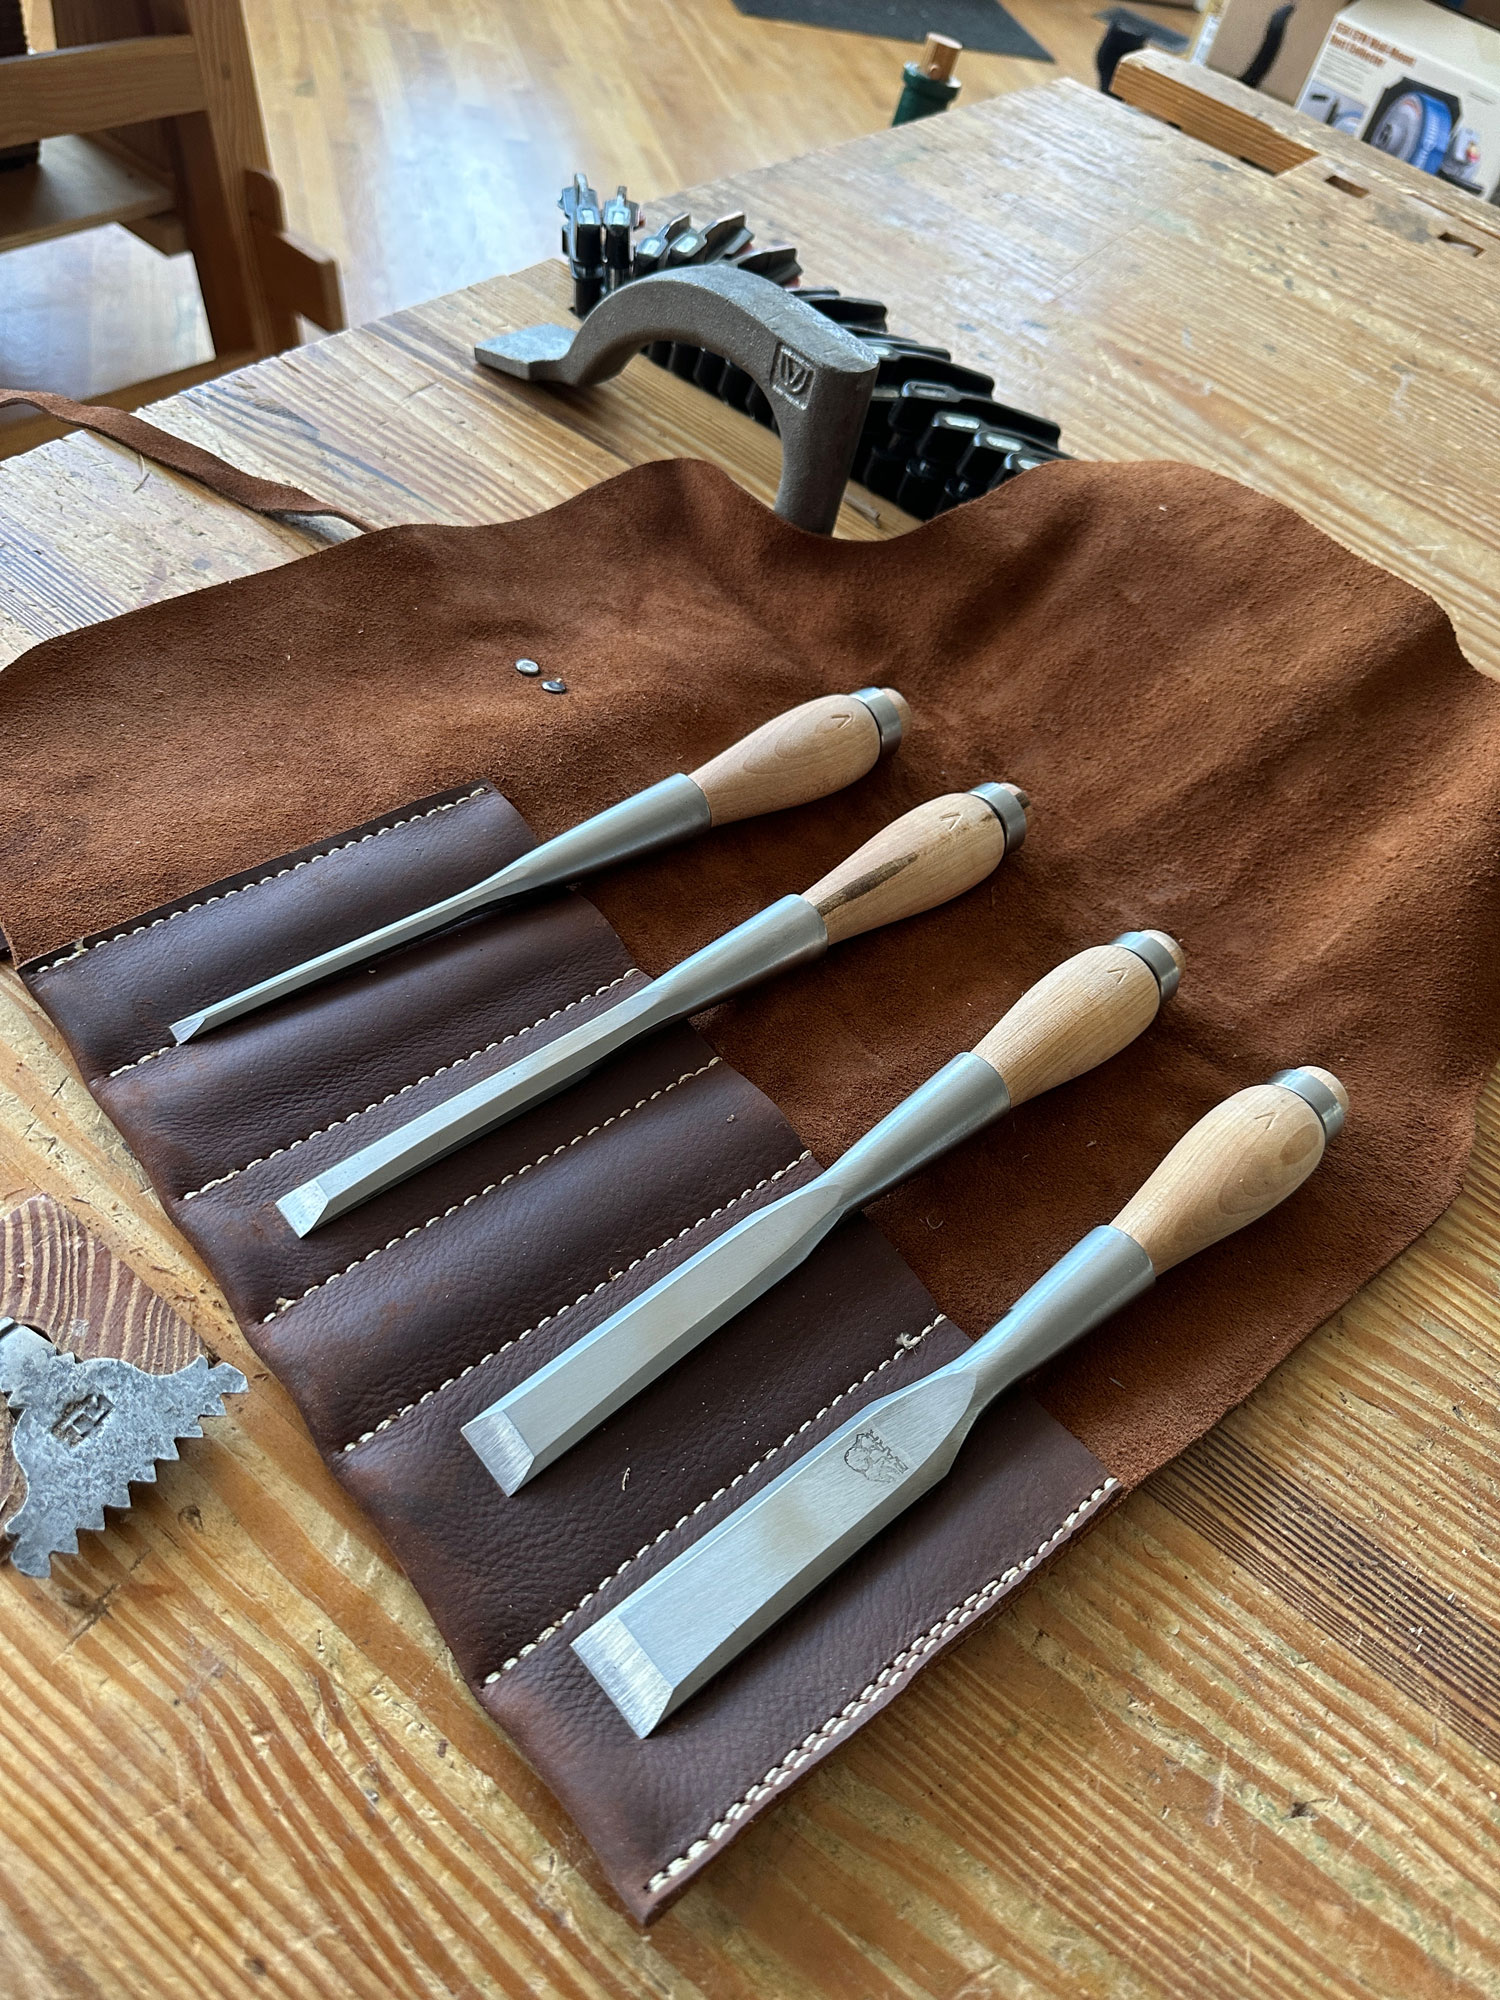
(0, 131, 172, 252)
(669, 80, 1500, 677)
(1116, 49, 1500, 251)
(1, 0, 1187, 402)
(0, 35, 205, 146)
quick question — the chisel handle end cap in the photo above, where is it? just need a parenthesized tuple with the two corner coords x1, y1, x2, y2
(970, 780, 1029, 853)
(688, 688, 909, 827)
(852, 685, 909, 755)
(1270, 1064, 1347, 1139)
(1112, 928, 1183, 1002)
(802, 783, 1022, 946)
(1112, 1065, 1347, 1275)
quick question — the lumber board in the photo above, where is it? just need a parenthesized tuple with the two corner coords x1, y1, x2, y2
(1, 64, 1499, 1998)
(1117, 49, 1500, 249)
(0, 133, 174, 253)
(0, 35, 205, 147)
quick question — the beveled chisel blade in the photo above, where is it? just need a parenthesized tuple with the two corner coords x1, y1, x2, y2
(170, 774, 711, 1043)
(465, 1050, 1011, 1490)
(572, 1365, 984, 1736)
(276, 895, 830, 1235)
(275, 972, 671, 1235)
(572, 1221, 1159, 1735)
(463, 1178, 847, 1491)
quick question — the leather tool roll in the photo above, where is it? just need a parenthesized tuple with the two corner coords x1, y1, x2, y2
(4, 415, 1500, 1918)
(21, 780, 1115, 1920)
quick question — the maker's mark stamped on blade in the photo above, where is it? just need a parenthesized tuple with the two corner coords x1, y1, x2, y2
(844, 1426, 909, 1486)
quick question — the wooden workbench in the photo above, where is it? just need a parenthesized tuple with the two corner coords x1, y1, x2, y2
(3, 57, 1500, 1998)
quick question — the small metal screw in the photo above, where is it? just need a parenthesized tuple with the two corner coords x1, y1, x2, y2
(542, 679, 569, 695)
(515, 658, 541, 677)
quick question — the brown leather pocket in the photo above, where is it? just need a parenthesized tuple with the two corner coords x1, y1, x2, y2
(24, 779, 1114, 1921)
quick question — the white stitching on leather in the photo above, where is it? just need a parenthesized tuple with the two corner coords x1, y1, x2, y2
(481, 1315, 946, 1682)
(639, 1476, 1120, 1894)
(261, 1059, 723, 1323)
(337, 1151, 814, 1453)
(180, 971, 642, 1199)
(109, 1044, 172, 1078)
(32, 788, 490, 973)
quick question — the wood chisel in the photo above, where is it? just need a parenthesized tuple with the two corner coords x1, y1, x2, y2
(275, 783, 1031, 1236)
(170, 687, 909, 1045)
(465, 931, 1183, 1494)
(559, 173, 606, 318)
(572, 1064, 1348, 1736)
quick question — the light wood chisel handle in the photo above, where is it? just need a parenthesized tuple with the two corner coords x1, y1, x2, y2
(1113, 1066, 1348, 1272)
(973, 934, 1183, 1105)
(801, 784, 1025, 944)
(690, 688, 909, 824)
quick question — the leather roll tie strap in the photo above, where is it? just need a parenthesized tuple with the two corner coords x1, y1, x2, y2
(3, 391, 1500, 1921)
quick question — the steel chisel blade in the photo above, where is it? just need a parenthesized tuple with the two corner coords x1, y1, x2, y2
(464, 1177, 845, 1492)
(572, 1365, 982, 1735)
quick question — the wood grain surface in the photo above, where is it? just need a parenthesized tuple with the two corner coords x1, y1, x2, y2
(2, 62, 1500, 1999)
(689, 690, 890, 828)
(973, 942, 1166, 1107)
(1111, 1080, 1332, 1273)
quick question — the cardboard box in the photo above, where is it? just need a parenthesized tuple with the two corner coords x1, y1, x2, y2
(1202, 0, 1500, 109)
(1201, 0, 1346, 103)
(1296, 0, 1500, 196)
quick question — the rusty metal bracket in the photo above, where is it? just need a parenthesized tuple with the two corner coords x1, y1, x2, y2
(474, 266, 879, 535)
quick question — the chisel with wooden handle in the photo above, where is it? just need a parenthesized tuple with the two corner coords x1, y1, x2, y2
(465, 931, 1184, 1494)
(572, 1064, 1348, 1736)
(275, 783, 1030, 1236)
(169, 687, 909, 1044)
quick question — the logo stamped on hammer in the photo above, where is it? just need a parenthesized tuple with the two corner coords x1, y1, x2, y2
(771, 343, 814, 406)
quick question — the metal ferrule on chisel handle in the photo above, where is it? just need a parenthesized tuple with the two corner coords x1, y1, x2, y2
(169, 775, 712, 1044)
(435, 772, 711, 904)
(462, 1053, 1010, 1493)
(275, 895, 830, 1236)
(571, 1225, 1154, 1737)
(822, 1054, 1010, 1208)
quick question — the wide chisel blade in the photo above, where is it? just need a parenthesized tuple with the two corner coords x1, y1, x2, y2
(463, 1177, 847, 1491)
(573, 1066, 1349, 1736)
(572, 1365, 983, 1736)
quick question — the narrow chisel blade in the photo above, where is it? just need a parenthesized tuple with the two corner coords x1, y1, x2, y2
(275, 977, 666, 1235)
